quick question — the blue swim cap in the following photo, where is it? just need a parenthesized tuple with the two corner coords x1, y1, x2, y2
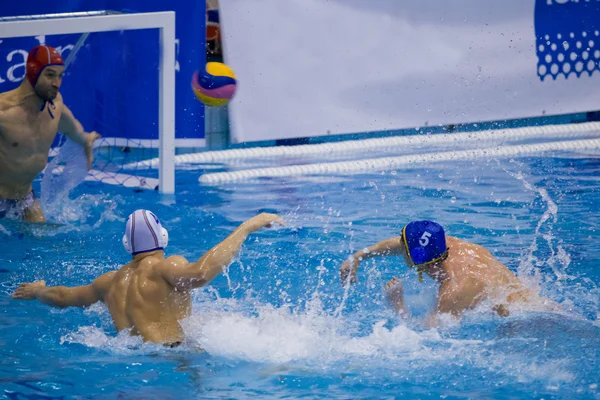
(402, 221, 447, 266)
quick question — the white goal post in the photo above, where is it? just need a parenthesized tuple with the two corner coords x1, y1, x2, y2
(0, 10, 176, 194)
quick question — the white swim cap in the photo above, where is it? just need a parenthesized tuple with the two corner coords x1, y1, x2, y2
(122, 210, 169, 255)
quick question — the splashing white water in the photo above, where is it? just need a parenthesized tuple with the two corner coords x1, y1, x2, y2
(41, 138, 89, 224)
(61, 326, 162, 355)
(184, 308, 428, 365)
(504, 168, 573, 285)
(0, 194, 126, 239)
(59, 292, 586, 387)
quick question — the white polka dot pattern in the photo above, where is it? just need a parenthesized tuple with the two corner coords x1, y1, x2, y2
(537, 29, 599, 80)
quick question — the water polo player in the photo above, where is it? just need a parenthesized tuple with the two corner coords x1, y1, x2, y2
(13, 210, 284, 346)
(340, 220, 559, 325)
(0, 45, 99, 222)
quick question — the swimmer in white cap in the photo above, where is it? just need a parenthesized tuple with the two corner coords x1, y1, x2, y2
(340, 220, 560, 326)
(12, 210, 284, 346)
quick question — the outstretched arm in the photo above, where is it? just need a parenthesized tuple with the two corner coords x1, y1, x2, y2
(340, 236, 405, 284)
(159, 213, 283, 289)
(58, 102, 101, 169)
(12, 272, 115, 309)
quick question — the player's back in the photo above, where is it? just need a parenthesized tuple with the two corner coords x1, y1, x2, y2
(103, 254, 192, 344)
(445, 236, 537, 307)
(446, 237, 520, 284)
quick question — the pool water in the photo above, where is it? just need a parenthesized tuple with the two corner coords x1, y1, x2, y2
(1, 149, 600, 399)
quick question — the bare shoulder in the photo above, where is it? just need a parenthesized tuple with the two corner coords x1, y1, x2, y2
(92, 270, 118, 290)
(151, 255, 189, 281)
(448, 236, 492, 256)
(446, 236, 473, 247)
(161, 255, 189, 267)
(0, 90, 15, 112)
(148, 255, 189, 272)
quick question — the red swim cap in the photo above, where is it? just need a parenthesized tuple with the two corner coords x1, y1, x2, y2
(26, 45, 64, 87)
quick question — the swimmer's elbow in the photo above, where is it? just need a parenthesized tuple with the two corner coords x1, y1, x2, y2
(38, 287, 68, 308)
(45, 286, 98, 308)
(54, 289, 76, 308)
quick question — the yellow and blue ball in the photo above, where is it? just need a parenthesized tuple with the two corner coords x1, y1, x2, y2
(192, 62, 237, 107)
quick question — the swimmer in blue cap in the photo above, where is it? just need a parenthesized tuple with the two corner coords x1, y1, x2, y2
(340, 220, 558, 325)
(13, 210, 284, 345)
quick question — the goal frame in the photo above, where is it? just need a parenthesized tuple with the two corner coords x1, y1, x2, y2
(0, 10, 176, 194)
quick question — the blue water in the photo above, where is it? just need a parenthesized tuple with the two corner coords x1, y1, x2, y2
(1, 150, 600, 399)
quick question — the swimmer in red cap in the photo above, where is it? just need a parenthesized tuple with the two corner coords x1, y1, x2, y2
(340, 220, 561, 326)
(0, 45, 100, 222)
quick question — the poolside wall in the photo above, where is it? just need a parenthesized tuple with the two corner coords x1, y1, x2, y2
(219, 0, 600, 144)
(1, 1, 599, 150)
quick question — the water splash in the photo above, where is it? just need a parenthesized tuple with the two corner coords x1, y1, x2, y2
(181, 296, 428, 365)
(40, 138, 89, 224)
(178, 294, 585, 388)
(53, 283, 597, 392)
(504, 167, 573, 285)
(61, 326, 157, 354)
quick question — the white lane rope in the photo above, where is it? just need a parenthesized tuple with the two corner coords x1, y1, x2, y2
(198, 137, 600, 184)
(123, 122, 600, 169)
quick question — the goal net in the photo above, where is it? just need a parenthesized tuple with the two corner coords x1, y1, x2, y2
(0, 10, 175, 194)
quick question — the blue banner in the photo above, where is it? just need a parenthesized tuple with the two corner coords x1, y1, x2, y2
(535, 0, 600, 81)
(0, 0, 205, 145)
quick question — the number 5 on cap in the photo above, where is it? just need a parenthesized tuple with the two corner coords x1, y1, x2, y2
(419, 232, 432, 246)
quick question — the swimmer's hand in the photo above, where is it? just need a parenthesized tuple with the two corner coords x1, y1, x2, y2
(340, 257, 360, 285)
(247, 212, 285, 232)
(385, 277, 407, 315)
(12, 280, 46, 300)
(85, 131, 101, 170)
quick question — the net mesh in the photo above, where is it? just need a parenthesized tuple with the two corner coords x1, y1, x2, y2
(42, 26, 162, 190)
